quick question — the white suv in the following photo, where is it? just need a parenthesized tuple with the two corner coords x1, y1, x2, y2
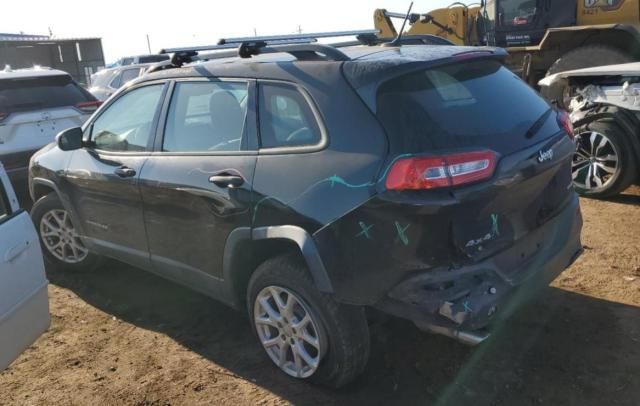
(0, 67, 99, 195)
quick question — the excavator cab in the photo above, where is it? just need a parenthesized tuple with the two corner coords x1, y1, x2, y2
(481, 0, 576, 46)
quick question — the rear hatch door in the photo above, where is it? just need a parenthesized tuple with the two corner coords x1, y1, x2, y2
(375, 59, 575, 265)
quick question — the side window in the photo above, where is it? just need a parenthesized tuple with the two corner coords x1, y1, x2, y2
(109, 72, 122, 89)
(91, 84, 164, 152)
(120, 69, 141, 85)
(258, 83, 321, 149)
(163, 81, 248, 152)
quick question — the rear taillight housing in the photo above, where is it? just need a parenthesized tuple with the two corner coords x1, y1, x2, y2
(0, 111, 8, 122)
(385, 151, 497, 190)
(557, 111, 574, 139)
(76, 100, 102, 113)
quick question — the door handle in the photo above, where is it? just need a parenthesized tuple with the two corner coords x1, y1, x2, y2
(114, 166, 136, 178)
(208, 174, 244, 188)
(5, 241, 28, 263)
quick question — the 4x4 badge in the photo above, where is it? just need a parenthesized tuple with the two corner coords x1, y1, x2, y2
(537, 148, 553, 163)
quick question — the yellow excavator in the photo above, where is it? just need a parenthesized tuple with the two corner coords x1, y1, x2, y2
(375, 0, 640, 102)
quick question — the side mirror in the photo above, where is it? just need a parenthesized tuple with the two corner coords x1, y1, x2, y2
(56, 127, 84, 151)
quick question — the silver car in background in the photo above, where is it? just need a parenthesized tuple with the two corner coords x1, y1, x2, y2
(88, 64, 154, 101)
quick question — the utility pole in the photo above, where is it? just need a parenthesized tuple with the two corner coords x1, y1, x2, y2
(146, 34, 152, 53)
(297, 25, 302, 34)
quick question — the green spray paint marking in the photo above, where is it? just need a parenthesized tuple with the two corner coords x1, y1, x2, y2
(252, 196, 287, 223)
(491, 214, 500, 237)
(328, 175, 374, 189)
(394, 222, 410, 246)
(463, 301, 473, 313)
(355, 221, 374, 240)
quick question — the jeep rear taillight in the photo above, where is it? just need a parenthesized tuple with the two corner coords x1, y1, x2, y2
(557, 111, 574, 140)
(76, 100, 102, 113)
(0, 111, 8, 121)
(385, 151, 497, 190)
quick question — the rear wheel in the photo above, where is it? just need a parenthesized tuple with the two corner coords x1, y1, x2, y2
(30, 193, 100, 271)
(544, 45, 633, 108)
(572, 120, 638, 198)
(247, 254, 370, 387)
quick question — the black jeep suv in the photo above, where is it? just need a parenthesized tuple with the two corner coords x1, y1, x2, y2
(28, 37, 583, 387)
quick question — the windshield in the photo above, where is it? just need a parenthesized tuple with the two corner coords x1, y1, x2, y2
(376, 59, 557, 155)
(498, 0, 537, 26)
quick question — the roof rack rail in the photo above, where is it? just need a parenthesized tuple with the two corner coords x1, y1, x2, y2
(217, 29, 379, 46)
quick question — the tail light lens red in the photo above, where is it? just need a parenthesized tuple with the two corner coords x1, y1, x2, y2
(557, 111, 574, 139)
(385, 151, 497, 190)
(76, 100, 102, 113)
(0, 111, 8, 121)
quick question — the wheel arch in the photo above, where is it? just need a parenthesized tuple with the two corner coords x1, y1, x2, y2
(30, 177, 87, 236)
(223, 226, 334, 309)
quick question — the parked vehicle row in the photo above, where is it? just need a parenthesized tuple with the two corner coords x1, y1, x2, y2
(27, 33, 583, 386)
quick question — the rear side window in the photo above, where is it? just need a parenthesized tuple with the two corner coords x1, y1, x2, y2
(163, 81, 248, 152)
(120, 69, 141, 86)
(0, 75, 94, 115)
(258, 83, 321, 149)
(376, 60, 553, 155)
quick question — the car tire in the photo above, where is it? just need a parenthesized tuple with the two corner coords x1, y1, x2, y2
(247, 253, 370, 388)
(572, 119, 638, 198)
(30, 193, 101, 271)
(544, 45, 632, 109)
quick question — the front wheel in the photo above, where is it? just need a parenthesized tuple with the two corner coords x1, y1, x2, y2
(30, 193, 101, 271)
(247, 254, 370, 388)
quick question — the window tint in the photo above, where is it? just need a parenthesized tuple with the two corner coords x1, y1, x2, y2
(376, 60, 554, 155)
(91, 85, 164, 152)
(258, 83, 321, 149)
(163, 82, 248, 152)
(121, 58, 134, 66)
(120, 69, 141, 86)
(0, 75, 94, 115)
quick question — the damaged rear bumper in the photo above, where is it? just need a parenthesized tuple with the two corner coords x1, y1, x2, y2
(374, 195, 583, 345)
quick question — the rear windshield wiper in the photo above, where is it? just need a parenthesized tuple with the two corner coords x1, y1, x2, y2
(525, 108, 553, 139)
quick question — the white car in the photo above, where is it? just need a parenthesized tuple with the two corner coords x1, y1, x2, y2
(88, 64, 152, 101)
(0, 67, 100, 195)
(0, 162, 49, 371)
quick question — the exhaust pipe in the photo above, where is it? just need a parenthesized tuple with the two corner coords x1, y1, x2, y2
(415, 322, 490, 346)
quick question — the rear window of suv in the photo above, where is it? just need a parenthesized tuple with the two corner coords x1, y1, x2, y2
(0, 75, 94, 115)
(376, 60, 556, 155)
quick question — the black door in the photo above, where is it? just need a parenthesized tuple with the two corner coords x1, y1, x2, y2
(139, 79, 257, 282)
(64, 83, 167, 269)
(491, 0, 576, 46)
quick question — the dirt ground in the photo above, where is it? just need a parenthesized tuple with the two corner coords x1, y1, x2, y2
(1, 188, 639, 406)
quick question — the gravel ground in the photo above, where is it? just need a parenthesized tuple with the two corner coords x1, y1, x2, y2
(1, 187, 639, 406)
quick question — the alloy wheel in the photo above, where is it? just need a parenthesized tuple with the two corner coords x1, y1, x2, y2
(39, 209, 88, 264)
(572, 131, 620, 190)
(253, 286, 325, 378)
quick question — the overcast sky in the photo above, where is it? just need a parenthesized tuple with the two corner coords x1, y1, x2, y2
(3, 0, 465, 62)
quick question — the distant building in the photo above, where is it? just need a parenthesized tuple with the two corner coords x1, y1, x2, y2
(0, 33, 105, 86)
